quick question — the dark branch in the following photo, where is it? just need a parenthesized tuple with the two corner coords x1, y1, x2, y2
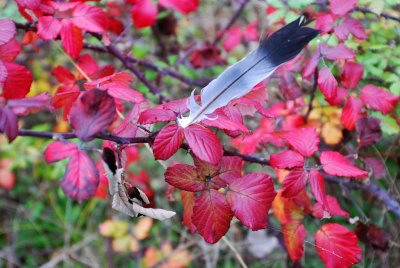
(17, 128, 400, 218)
(304, 68, 319, 122)
(213, 0, 251, 45)
(354, 6, 400, 22)
(105, 44, 168, 104)
(313, 0, 400, 23)
(325, 175, 400, 218)
(84, 43, 208, 87)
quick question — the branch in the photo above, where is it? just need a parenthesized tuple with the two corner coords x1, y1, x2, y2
(313, 0, 400, 23)
(354, 6, 400, 23)
(105, 44, 168, 103)
(304, 68, 319, 122)
(17, 127, 400, 218)
(18, 129, 154, 144)
(324, 175, 400, 218)
(84, 43, 208, 87)
(213, 0, 251, 45)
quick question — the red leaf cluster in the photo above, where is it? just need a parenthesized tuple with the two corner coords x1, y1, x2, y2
(165, 157, 276, 243)
(44, 141, 99, 201)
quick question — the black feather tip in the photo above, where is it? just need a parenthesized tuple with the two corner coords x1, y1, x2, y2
(102, 147, 117, 175)
(260, 17, 320, 66)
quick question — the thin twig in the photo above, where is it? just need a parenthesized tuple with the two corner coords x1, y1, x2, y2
(213, 0, 251, 45)
(222, 236, 248, 268)
(39, 234, 97, 268)
(313, 0, 400, 23)
(304, 68, 319, 122)
(324, 175, 400, 218)
(84, 43, 208, 87)
(105, 44, 168, 103)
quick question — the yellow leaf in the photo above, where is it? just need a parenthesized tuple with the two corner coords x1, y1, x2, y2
(98, 220, 129, 238)
(112, 236, 131, 252)
(143, 247, 160, 267)
(321, 123, 343, 145)
(134, 217, 153, 240)
(129, 237, 139, 253)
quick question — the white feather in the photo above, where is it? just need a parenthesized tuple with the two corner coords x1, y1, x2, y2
(131, 203, 176, 221)
(177, 17, 319, 128)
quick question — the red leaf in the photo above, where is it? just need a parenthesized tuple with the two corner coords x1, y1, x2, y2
(320, 44, 355, 60)
(77, 54, 99, 77)
(131, 0, 158, 28)
(355, 222, 390, 252)
(188, 43, 227, 68)
(52, 66, 75, 83)
(281, 168, 309, 198)
(37, 16, 62, 40)
(71, 3, 108, 33)
(335, 17, 367, 41)
(60, 20, 83, 59)
(356, 117, 382, 148)
(62, 150, 99, 201)
(53, 86, 81, 120)
(326, 87, 347, 106)
(106, 84, 144, 103)
(113, 102, 148, 138)
(84, 71, 132, 88)
(364, 157, 386, 179)
(226, 173, 276, 230)
(282, 221, 306, 262)
(315, 223, 362, 268)
(159, 0, 199, 15)
(44, 141, 78, 163)
(202, 107, 248, 133)
(270, 150, 305, 169)
(341, 96, 364, 131)
(138, 108, 177, 124)
(69, 89, 116, 141)
(184, 124, 223, 165)
(165, 163, 205, 192)
(340, 62, 364, 89)
(330, 0, 358, 16)
(360, 85, 399, 114)
(219, 156, 243, 177)
(94, 162, 109, 199)
(318, 67, 338, 100)
(242, 20, 259, 41)
(153, 124, 184, 160)
(320, 151, 368, 179)
(0, 39, 21, 62)
(0, 159, 16, 189)
(0, 106, 18, 142)
(282, 127, 320, 157)
(313, 195, 349, 219)
(0, 19, 16, 45)
(279, 72, 302, 101)
(192, 190, 233, 243)
(0, 61, 7, 86)
(8, 93, 53, 115)
(223, 25, 242, 52)
(308, 170, 327, 208)
(315, 13, 335, 34)
(2, 63, 32, 100)
(302, 51, 320, 78)
(181, 191, 196, 233)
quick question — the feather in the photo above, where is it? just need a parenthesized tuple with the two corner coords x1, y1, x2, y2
(178, 17, 319, 128)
